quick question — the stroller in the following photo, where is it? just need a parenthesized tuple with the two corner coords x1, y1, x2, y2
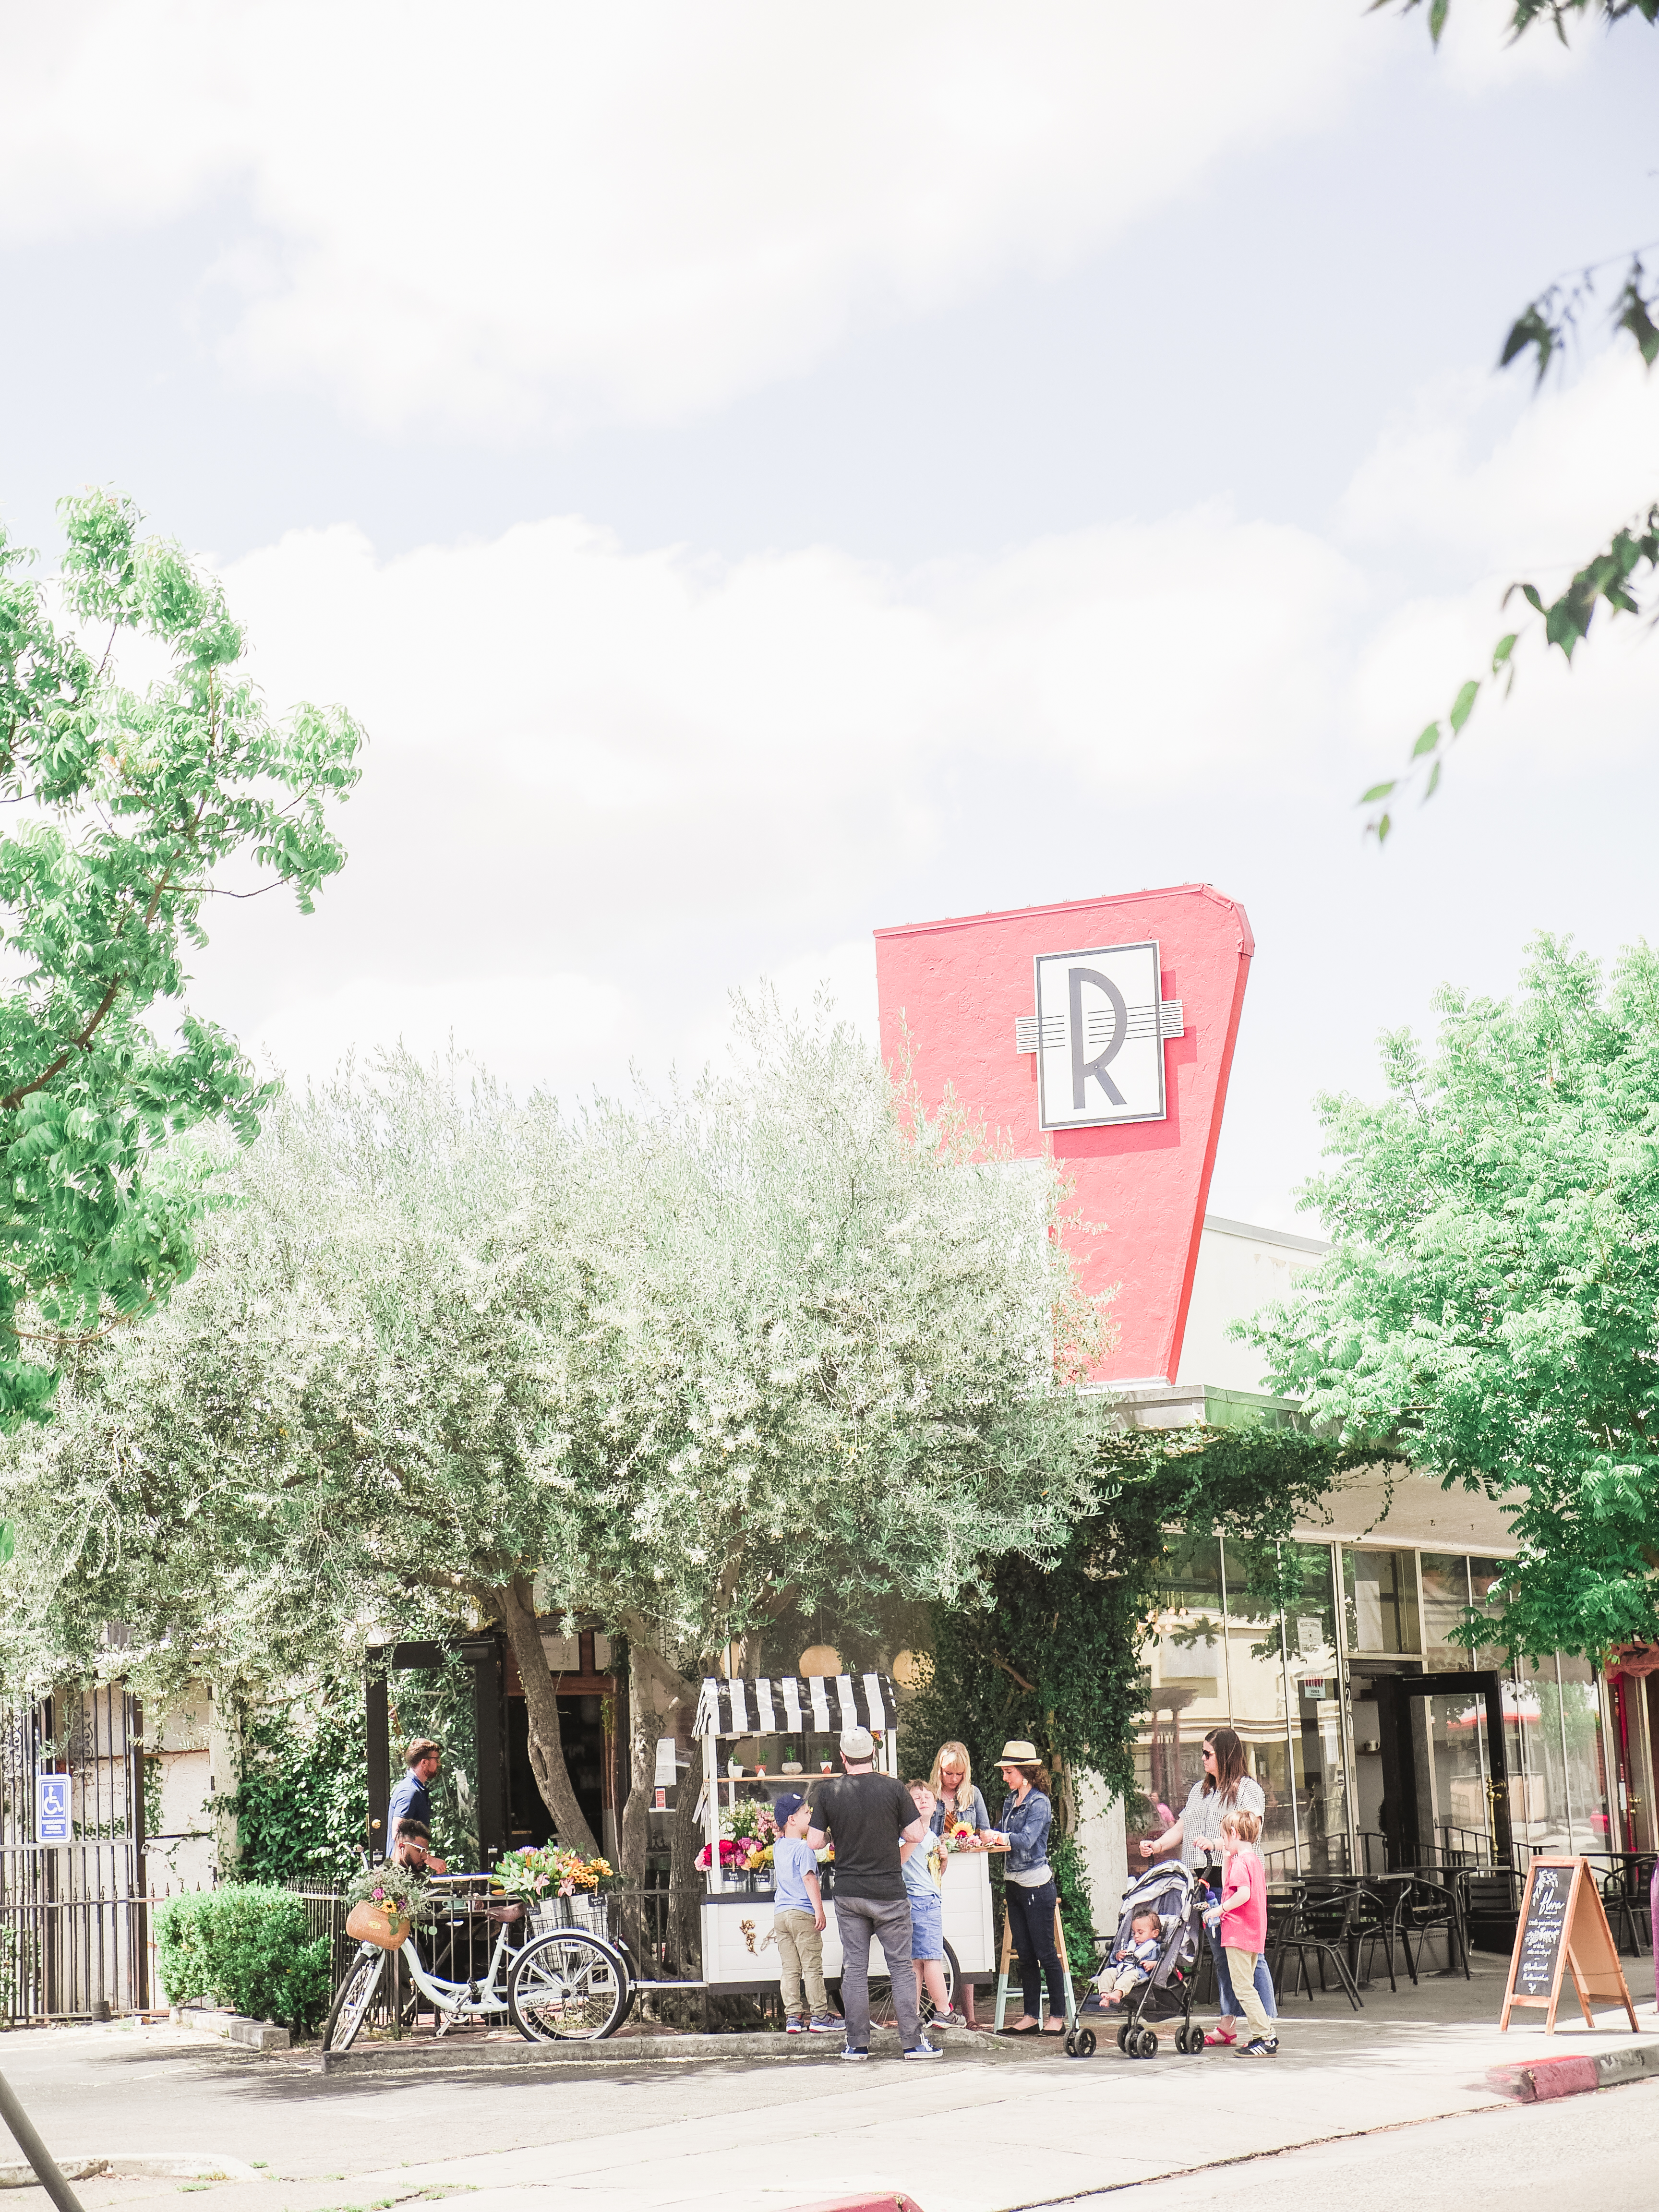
(1090, 1860, 1207, 2059)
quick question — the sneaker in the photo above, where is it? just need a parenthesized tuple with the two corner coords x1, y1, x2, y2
(1239, 2036, 1278, 2056)
(840, 2044, 869, 2061)
(902, 2040, 942, 2060)
(785, 2016, 806, 2034)
(808, 2013, 843, 2033)
(931, 2009, 968, 2029)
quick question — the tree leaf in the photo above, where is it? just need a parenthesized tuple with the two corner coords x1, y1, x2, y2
(1361, 781, 1397, 803)
(1492, 632, 1519, 669)
(1448, 679, 1480, 733)
(1411, 722, 1441, 758)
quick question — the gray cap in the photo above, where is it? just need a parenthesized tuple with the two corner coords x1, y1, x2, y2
(839, 1727, 877, 1760)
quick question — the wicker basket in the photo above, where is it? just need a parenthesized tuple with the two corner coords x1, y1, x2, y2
(530, 1892, 611, 1940)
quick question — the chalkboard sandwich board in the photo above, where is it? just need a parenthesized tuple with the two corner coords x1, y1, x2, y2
(1500, 1857, 1639, 2035)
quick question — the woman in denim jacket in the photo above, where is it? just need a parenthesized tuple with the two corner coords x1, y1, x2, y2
(987, 1738, 1066, 2035)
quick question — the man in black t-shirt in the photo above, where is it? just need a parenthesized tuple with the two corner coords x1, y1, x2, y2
(807, 1728, 936, 2058)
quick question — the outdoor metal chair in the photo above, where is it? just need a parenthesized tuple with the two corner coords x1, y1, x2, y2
(1350, 1875, 1413, 1992)
(1599, 1857, 1654, 1956)
(1269, 1884, 1364, 2011)
(1394, 1875, 1468, 1982)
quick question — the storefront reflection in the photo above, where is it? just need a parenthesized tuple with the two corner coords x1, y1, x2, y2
(1132, 1539, 1613, 1876)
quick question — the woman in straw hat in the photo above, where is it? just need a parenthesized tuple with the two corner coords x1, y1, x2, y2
(987, 1739, 1066, 2036)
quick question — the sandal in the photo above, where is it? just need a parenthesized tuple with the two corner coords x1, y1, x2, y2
(1203, 2026, 1237, 2046)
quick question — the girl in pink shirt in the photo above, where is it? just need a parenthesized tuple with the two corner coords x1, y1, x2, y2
(1214, 1807, 1275, 2055)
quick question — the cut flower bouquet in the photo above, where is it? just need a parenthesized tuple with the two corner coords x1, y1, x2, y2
(493, 1844, 616, 1900)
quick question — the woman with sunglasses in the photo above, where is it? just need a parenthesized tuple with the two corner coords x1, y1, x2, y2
(1141, 1726, 1277, 2047)
(926, 1742, 992, 2024)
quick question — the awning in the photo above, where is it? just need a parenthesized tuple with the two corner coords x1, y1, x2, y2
(694, 1672, 899, 1739)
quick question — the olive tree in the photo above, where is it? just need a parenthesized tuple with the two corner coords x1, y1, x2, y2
(0, 1006, 1106, 1868)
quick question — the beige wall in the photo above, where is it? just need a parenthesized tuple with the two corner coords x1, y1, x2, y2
(1176, 1214, 1328, 1394)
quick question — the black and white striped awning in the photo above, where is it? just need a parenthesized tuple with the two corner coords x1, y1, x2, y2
(695, 1673, 899, 1740)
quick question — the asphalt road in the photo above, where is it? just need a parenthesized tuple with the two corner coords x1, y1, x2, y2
(1053, 2075, 1659, 2211)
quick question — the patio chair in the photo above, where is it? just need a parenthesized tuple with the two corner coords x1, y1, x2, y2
(1269, 1884, 1364, 2011)
(1395, 1875, 1468, 1981)
(1600, 1858, 1654, 1957)
(1351, 1875, 1412, 1992)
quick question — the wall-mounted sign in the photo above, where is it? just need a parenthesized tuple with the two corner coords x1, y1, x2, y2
(875, 883, 1253, 1383)
(1016, 940, 1183, 1131)
(36, 1773, 70, 1845)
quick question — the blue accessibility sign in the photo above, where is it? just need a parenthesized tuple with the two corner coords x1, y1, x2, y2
(36, 1774, 71, 1844)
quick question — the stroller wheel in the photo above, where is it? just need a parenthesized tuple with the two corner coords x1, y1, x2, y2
(1133, 2026, 1159, 2058)
(1077, 2028, 1096, 2057)
(1116, 2022, 1130, 2052)
(1176, 2023, 1203, 2055)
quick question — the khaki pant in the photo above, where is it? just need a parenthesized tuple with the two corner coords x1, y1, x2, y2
(1224, 1948, 1274, 2039)
(773, 1907, 828, 2017)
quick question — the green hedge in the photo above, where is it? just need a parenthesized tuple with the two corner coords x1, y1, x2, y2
(155, 1887, 331, 2033)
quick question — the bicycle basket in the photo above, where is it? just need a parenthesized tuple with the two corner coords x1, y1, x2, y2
(531, 1893, 611, 1940)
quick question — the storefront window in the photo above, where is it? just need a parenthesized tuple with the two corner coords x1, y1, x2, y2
(1420, 1553, 1473, 1668)
(1215, 1540, 1296, 1871)
(1467, 1558, 1512, 1673)
(1135, 1538, 1230, 1833)
(1512, 1656, 1576, 1855)
(1342, 1548, 1421, 1655)
(1280, 1543, 1350, 1875)
(1557, 1656, 1613, 1853)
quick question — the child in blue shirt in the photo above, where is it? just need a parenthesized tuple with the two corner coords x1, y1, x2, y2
(771, 1793, 840, 2033)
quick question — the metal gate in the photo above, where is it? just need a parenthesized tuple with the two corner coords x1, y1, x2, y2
(0, 1686, 148, 2019)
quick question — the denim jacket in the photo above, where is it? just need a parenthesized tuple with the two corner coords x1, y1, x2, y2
(998, 1788, 1053, 1880)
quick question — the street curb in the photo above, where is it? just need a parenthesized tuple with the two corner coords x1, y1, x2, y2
(0, 2156, 261, 2189)
(1488, 2043, 1659, 2105)
(320, 2029, 1026, 2075)
(171, 2009, 292, 2052)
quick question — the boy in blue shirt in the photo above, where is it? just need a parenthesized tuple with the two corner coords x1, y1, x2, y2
(771, 1793, 840, 2033)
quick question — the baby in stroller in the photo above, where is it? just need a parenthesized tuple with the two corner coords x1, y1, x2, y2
(1091, 1860, 1206, 2056)
(1101, 1907, 1163, 2006)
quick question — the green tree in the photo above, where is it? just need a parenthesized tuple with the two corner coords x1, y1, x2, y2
(1364, 1, 1659, 836)
(905, 1425, 1365, 1955)
(0, 491, 361, 1426)
(1243, 935, 1659, 1658)
(0, 1008, 1106, 1881)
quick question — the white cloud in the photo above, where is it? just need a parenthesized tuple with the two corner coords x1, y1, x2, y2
(0, 1, 1370, 433)
(181, 500, 1361, 1096)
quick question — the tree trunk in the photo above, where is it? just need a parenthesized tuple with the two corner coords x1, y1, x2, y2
(494, 1572, 599, 1857)
(670, 1742, 707, 1979)
(618, 1638, 658, 1893)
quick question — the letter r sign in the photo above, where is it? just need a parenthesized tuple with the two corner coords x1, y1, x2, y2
(1031, 940, 1175, 1130)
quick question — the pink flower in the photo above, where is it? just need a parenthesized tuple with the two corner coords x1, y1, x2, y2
(558, 1881, 575, 1897)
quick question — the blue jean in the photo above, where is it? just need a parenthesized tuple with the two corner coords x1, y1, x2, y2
(1206, 1919, 1276, 2020)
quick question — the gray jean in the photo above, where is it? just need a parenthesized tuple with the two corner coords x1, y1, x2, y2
(835, 1892, 920, 2048)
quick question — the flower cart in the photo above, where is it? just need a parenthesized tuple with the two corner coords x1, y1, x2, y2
(689, 1673, 997, 2008)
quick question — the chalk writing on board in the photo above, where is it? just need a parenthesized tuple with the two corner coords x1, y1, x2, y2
(1515, 1864, 1569, 2000)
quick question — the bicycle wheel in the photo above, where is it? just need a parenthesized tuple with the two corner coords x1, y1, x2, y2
(868, 1939, 957, 2029)
(508, 1931, 628, 2041)
(322, 1947, 385, 2054)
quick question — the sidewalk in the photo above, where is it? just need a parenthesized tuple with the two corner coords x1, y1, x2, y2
(1, 1956, 1653, 2212)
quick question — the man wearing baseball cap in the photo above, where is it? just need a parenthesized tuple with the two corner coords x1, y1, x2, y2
(807, 1728, 938, 2060)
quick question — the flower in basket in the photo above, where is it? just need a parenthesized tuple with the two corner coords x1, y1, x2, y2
(345, 1858, 434, 1930)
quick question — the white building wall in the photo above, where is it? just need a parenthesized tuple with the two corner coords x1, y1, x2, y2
(1175, 1215, 1329, 1394)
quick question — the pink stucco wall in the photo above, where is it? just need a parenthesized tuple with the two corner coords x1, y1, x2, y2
(873, 882, 1253, 1383)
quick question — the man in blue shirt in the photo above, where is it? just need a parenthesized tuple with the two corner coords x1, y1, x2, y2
(386, 1739, 444, 1863)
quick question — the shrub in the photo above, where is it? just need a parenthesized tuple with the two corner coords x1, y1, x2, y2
(155, 1886, 331, 2033)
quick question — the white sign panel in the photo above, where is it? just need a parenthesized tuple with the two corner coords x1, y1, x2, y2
(1032, 940, 1168, 1130)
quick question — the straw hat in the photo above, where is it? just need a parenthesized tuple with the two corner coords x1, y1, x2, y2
(998, 1739, 1039, 1764)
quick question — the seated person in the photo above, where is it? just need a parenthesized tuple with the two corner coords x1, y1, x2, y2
(1100, 1907, 1164, 2007)
(391, 1816, 447, 1875)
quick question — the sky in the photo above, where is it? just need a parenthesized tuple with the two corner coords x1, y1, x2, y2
(3, 0, 1657, 1231)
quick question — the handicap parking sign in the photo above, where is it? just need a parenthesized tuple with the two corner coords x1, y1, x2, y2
(36, 1774, 71, 1844)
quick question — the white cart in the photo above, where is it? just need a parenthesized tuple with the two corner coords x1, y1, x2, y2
(690, 1672, 996, 2008)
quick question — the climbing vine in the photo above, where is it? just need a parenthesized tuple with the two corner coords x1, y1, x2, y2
(902, 1425, 1399, 1946)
